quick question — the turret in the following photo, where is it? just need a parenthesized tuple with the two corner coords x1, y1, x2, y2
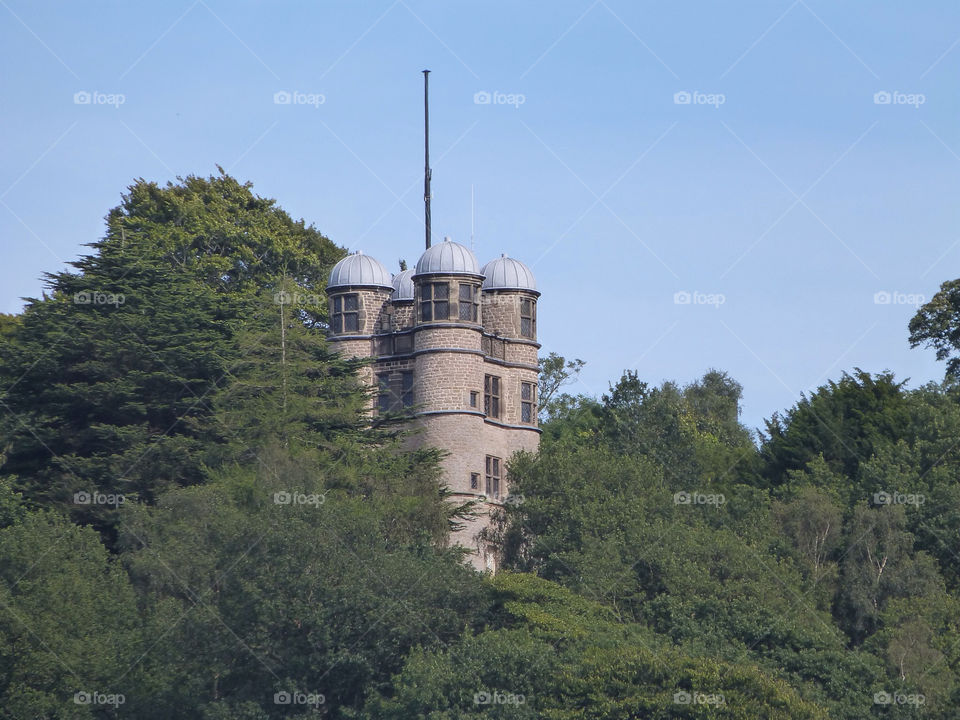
(325, 251, 393, 376)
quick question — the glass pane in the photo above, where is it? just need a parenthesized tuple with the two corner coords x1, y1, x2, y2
(422, 285, 431, 300)
(459, 301, 473, 321)
(332, 315, 342, 333)
(459, 284, 472, 300)
(521, 317, 532, 337)
(521, 383, 531, 400)
(344, 314, 359, 332)
(421, 302, 432, 321)
(402, 372, 414, 390)
(334, 296, 342, 312)
(493, 458, 500, 476)
(434, 301, 448, 319)
(433, 283, 448, 299)
(491, 398, 499, 418)
(491, 377, 499, 395)
(521, 402, 531, 423)
(344, 295, 358, 311)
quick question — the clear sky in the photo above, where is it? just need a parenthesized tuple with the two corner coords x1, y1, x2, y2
(1, 1, 958, 433)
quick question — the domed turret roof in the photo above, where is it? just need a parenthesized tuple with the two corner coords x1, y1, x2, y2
(327, 251, 393, 290)
(481, 254, 538, 292)
(414, 238, 481, 277)
(392, 268, 415, 301)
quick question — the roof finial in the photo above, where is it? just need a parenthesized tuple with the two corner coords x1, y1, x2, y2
(423, 69, 432, 251)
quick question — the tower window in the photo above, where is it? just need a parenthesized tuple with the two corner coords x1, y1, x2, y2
(470, 472, 480, 490)
(332, 294, 359, 333)
(469, 390, 479, 408)
(484, 375, 501, 419)
(520, 298, 536, 338)
(376, 373, 392, 414)
(377, 371, 415, 413)
(485, 456, 501, 500)
(458, 283, 479, 322)
(420, 282, 449, 321)
(521, 382, 536, 423)
(401, 370, 414, 408)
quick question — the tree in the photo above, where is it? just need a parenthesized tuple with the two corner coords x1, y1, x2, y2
(537, 352, 584, 421)
(909, 279, 960, 376)
(760, 370, 910, 485)
(837, 504, 942, 644)
(0, 170, 343, 538)
(0, 509, 146, 718)
(773, 482, 843, 609)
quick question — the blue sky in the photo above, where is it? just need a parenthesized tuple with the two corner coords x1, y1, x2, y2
(1, 1, 958, 433)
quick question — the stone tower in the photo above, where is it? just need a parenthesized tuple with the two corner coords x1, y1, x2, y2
(325, 239, 541, 571)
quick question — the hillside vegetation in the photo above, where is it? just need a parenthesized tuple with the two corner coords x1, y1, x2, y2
(1, 171, 958, 718)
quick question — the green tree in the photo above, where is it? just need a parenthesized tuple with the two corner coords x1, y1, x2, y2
(909, 278, 960, 376)
(0, 170, 343, 538)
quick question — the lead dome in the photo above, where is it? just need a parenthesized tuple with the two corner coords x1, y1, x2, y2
(327, 251, 393, 290)
(481, 254, 538, 293)
(414, 238, 481, 276)
(392, 268, 415, 301)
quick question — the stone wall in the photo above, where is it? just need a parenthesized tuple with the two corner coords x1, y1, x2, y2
(327, 274, 541, 572)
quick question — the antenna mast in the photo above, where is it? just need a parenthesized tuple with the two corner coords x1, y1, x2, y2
(423, 69, 432, 250)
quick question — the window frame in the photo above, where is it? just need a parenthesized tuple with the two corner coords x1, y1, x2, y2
(458, 282, 480, 322)
(331, 293, 360, 334)
(376, 370, 415, 413)
(520, 297, 536, 338)
(485, 455, 502, 500)
(520, 381, 536, 424)
(376, 372, 392, 414)
(420, 282, 450, 322)
(401, 370, 414, 409)
(484, 375, 501, 419)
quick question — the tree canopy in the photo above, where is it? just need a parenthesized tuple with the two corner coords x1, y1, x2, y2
(1, 174, 959, 717)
